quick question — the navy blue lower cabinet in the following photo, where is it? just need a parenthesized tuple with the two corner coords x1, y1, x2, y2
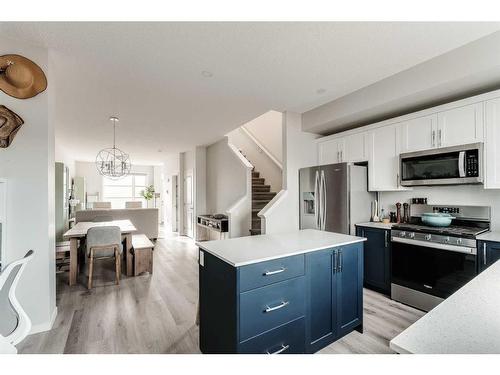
(199, 242, 363, 354)
(478, 240, 500, 272)
(356, 226, 391, 295)
(305, 248, 336, 353)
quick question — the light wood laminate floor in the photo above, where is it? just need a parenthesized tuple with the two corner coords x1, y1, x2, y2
(18, 232, 424, 354)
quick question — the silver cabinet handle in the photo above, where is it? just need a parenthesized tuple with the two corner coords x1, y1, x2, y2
(483, 243, 487, 265)
(384, 231, 388, 248)
(432, 130, 436, 147)
(266, 344, 289, 354)
(263, 267, 286, 276)
(264, 301, 289, 313)
(340, 150, 343, 162)
(438, 129, 442, 147)
(338, 248, 343, 272)
(332, 250, 338, 273)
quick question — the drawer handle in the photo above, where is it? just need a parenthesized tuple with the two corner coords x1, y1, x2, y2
(266, 344, 290, 355)
(264, 301, 289, 313)
(263, 267, 286, 276)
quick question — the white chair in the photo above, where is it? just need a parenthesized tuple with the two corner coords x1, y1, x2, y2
(92, 202, 112, 209)
(125, 201, 142, 209)
(0, 250, 35, 353)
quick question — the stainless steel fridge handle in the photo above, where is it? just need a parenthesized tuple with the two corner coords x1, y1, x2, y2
(314, 171, 320, 229)
(320, 170, 327, 230)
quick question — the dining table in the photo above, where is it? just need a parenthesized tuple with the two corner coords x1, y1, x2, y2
(63, 219, 137, 286)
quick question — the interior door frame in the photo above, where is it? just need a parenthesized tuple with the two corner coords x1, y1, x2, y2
(183, 169, 194, 238)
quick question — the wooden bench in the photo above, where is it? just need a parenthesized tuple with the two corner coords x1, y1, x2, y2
(132, 234, 154, 276)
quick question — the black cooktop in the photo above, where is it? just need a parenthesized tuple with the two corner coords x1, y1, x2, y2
(392, 223, 489, 238)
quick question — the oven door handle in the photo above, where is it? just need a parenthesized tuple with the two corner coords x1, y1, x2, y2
(458, 151, 466, 178)
(391, 236, 476, 255)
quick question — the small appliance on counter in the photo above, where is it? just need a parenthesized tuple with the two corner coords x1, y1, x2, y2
(390, 204, 491, 312)
(197, 214, 229, 241)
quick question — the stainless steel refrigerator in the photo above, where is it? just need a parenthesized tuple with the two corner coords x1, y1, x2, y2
(299, 163, 374, 235)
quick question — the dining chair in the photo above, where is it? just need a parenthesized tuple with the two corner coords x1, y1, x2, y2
(125, 201, 142, 208)
(0, 250, 34, 349)
(86, 226, 122, 289)
(93, 201, 112, 209)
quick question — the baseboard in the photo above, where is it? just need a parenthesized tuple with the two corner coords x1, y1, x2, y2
(30, 306, 58, 335)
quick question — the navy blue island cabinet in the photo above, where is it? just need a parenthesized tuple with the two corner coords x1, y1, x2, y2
(199, 242, 364, 354)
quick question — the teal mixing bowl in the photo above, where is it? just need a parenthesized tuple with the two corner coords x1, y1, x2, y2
(421, 213, 455, 227)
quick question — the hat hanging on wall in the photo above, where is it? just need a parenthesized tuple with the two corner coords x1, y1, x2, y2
(0, 54, 47, 99)
(0, 105, 24, 148)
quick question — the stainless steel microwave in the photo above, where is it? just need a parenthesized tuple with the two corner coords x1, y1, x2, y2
(400, 143, 483, 186)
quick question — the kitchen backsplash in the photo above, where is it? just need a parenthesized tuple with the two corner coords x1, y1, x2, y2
(379, 185, 500, 230)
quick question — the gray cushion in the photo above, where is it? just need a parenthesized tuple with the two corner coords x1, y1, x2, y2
(86, 226, 123, 258)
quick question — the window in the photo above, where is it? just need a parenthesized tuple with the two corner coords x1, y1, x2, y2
(102, 174, 148, 209)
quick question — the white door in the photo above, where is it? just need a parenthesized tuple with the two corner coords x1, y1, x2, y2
(183, 171, 194, 238)
(485, 98, 500, 189)
(368, 124, 407, 191)
(437, 103, 484, 148)
(318, 138, 343, 165)
(343, 132, 367, 162)
(400, 114, 437, 152)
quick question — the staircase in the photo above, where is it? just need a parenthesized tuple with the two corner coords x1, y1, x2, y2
(250, 170, 277, 235)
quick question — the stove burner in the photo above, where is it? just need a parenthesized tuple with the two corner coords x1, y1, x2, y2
(392, 223, 488, 238)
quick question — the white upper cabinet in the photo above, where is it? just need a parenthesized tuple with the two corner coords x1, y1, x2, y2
(400, 114, 437, 153)
(343, 132, 368, 162)
(436, 103, 484, 148)
(318, 138, 344, 165)
(485, 98, 500, 189)
(368, 124, 408, 191)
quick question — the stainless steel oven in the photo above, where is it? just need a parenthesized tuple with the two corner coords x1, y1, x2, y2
(391, 231, 477, 311)
(400, 143, 483, 186)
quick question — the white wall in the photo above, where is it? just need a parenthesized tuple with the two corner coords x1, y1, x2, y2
(380, 186, 500, 230)
(0, 37, 56, 333)
(261, 112, 319, 234)
(206, 138, 251, 237)
(195, 146, 207, 239)
(243, 110, 283, 163)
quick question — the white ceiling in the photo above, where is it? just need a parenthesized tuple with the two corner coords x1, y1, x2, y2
(1, 22, 499, 165)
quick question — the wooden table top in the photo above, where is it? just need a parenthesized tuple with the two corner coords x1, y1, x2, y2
(63, 220, 137, 239)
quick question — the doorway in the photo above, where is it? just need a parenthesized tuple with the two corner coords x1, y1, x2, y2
(183, 170, 194, 238)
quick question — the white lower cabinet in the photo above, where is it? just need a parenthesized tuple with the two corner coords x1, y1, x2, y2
(437, 103, 484, 148)
(485, 98, 500, 189)
(368, 124, 408, 192)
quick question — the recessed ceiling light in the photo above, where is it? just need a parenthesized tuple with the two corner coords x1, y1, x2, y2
(316, 88, 326, 95)
(158, 149, 163, 153)
(201, 70, 213, 78)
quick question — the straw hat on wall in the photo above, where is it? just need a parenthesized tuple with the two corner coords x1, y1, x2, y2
(0, 105, 24, 148)
(0, 54, 47, 99)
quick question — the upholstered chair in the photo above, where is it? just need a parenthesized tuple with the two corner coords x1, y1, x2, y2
(92, 201, 112, 209)
(125, 201, 142, 209)
(86, 226, 122, 289)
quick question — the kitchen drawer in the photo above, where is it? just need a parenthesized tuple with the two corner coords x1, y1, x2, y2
(238, 254, 305, 292)
(239, 276, 306, 341)
(238, 317, 305, 354)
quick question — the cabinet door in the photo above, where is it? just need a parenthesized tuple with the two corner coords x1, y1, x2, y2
(318, 138, 342, 165)
(305, 248, 336, 353)
(343, 133, 367, 162)
(368, 124, 405, 191)
(400, 114, 437, 152)
(336, 243, 363, 337)
(437, 103, 484, 148)
(485, 98, 500, 189)
(357, 227, 391, 295)
(478, 241, 500, 272)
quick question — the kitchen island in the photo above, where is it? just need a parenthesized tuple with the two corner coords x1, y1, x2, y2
(390, 259, 500, 354)
(197, 229, 366, 354)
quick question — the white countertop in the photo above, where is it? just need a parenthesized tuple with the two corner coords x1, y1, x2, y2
(196, 229, 365, 267)
(390, 259, 500, 354)
(355, 222, 394, 230)
(476, 231, 500, 242)
(0, 335, 17, 354)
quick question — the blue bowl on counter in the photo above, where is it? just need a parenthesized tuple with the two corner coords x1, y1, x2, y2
(421, 213, 455, 227)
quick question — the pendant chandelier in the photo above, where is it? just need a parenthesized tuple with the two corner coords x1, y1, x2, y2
(95, 116, 131, 179)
